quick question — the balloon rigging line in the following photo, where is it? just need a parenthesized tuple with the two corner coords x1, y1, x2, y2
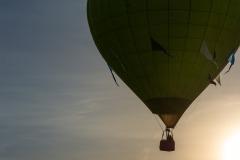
(175, 95, 202, 129)
(153, 114, 164, 132)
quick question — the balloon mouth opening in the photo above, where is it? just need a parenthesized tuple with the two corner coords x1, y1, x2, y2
(144, 97, 192, 128)
(143, 97, 192, 114)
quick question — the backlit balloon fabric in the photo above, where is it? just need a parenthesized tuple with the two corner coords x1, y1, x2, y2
(87, 0, 240, 128)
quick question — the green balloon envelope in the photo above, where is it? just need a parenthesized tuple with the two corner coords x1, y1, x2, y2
(87, 0, 240, 128)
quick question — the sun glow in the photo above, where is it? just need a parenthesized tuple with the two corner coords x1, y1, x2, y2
(222, 132, 240, 160)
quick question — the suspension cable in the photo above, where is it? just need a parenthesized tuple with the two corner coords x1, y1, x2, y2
(153, 114, 164, 132)
(175, 95, 202, 129)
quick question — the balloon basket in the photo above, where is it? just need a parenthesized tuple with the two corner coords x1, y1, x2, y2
(159, 139, 175, 151)
(159, 128, 175, 151)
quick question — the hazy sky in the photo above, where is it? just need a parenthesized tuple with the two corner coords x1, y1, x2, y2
(1, 0, 240, 160)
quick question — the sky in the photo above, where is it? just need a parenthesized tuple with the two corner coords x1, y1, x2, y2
(0, 0, 240, 160)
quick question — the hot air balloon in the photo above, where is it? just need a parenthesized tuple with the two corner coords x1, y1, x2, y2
(87, 0, 240, 151)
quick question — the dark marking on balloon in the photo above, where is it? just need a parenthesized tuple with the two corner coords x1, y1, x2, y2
(126, 0, 130, 7)
(224, 52, 235, 75)
(213, 51, 216, 60)
(108, 66, 119, 86)
(224, 63, 233, 75)
(208, 74, 216, 86)
(150, 38, 174, 58)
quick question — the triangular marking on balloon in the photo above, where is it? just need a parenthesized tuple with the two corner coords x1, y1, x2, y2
(200, 41, 218, 68)
(228, 52, 235, 65)
(215, 74, 221, 86)
(150, 38, 174, 58)
(208, 74, 216, 86)
(108, 66, 119, 86)
(224, 52, 235, 75)
(150, 38, 166, 52)
(200, 41, 212, 60)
